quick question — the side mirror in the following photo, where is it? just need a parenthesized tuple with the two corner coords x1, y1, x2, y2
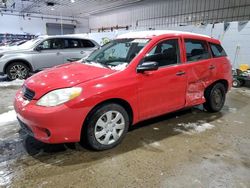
(137, 61, 159, 73)
(35, 46, 43, 51)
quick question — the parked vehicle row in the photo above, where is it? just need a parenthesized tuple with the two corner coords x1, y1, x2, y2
(14, 31, 232, 150)
(0, 40, 28, 48)
(0, 35, 99, 80)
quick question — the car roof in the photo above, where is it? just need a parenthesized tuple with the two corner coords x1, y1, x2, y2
(117, 30, 220, 43)
(39, 35, 92, 40)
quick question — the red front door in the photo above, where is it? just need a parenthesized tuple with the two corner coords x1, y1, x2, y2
(136, 38, 187, 121)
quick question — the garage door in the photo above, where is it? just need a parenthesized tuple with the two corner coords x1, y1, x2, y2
(46, 23, 75, 35)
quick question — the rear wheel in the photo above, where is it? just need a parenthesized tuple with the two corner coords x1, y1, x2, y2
(84, 103, 129, 150)
(203, 83, 226, 112)
(6, 62, 30, 80)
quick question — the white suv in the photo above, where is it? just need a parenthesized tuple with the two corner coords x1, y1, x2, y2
(0, 35, 99, 80)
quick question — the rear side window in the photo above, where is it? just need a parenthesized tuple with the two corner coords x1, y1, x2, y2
(185, 39, 210, 62)
(64, 39, 81, 48)
(81, 39, 95, 48)
(63, 39, 95, 48)
(210, 43, 227, 57)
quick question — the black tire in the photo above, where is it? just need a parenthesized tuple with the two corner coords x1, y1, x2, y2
(232, 79, 241, 88)
(84, 103, 129, 151)
(203, 83, 226, 112)
(6, 62, 30, 80)
(239, 80, 245, 86)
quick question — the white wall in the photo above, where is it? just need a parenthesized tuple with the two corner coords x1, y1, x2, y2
(86, 0, 250, 67)
(0, 14, 89, 35)
(88, 21, 250, 67)
(221, 22, 250, 68)
(89, 0, 250, 30)
(0, 15, 45, 35)
(156, 22, 250, 67)
(75, 19, 89, 34)
(1, 6, 249, 67)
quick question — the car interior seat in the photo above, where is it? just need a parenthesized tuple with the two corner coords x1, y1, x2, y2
(189, 49, 206, 61)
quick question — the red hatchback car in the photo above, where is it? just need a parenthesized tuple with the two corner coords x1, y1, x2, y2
(14, 31, 232, 150)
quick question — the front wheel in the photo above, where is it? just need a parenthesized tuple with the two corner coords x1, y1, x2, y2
(203, 83, 226, 112)
(6, 62, 30, 80)
(85, 103, 129, 150)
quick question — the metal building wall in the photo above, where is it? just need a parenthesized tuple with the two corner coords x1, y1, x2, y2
(89, 0, 250, 31)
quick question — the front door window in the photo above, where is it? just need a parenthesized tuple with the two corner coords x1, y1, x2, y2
(145, 39, 180, 67)
(38, 38, 63, 50)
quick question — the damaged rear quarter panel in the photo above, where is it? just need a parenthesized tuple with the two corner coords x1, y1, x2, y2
(184, 59, 214, 107)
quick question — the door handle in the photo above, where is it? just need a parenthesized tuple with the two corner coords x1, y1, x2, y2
(209, 65, 216, 70)
(56, 52, 61, 55)
(176, 71, 186, 76)
(80, 51, 85, 54)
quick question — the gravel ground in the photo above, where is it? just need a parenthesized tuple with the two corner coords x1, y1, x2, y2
(0, 78, 249, 188)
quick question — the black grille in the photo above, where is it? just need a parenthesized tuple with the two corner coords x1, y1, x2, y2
(22, 86, 35, 101)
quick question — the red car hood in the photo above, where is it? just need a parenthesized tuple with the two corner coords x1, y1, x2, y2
(24, 62, 115, 99)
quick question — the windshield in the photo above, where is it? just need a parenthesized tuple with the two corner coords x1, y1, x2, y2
(86, 38, 150, 68)
(18, 38, 43, 49)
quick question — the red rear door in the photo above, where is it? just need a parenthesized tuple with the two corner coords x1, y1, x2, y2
(182, 38, 214, 107)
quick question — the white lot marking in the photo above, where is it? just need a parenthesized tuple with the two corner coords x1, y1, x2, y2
(0, 110, 17, 127)
(174, 121, 215, 135)
(0, 79, 24, 87)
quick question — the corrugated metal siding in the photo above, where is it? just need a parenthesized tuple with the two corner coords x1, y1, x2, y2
(89, 0, 250, 31)
(75, 18, 89, 33)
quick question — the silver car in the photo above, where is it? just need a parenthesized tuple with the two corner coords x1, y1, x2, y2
(0, 35, 99, 80)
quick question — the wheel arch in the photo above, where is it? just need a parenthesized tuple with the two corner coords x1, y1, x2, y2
(205, 79, 229, 93)
(81, 98, 134, 138)
(203, 79, 228, 112)
(4, 59, 33, 74)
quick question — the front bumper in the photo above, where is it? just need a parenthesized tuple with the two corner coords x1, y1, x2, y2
(14, 89, 88, 143)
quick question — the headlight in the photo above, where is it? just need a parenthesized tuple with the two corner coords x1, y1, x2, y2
(37, 87, 82, 107)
